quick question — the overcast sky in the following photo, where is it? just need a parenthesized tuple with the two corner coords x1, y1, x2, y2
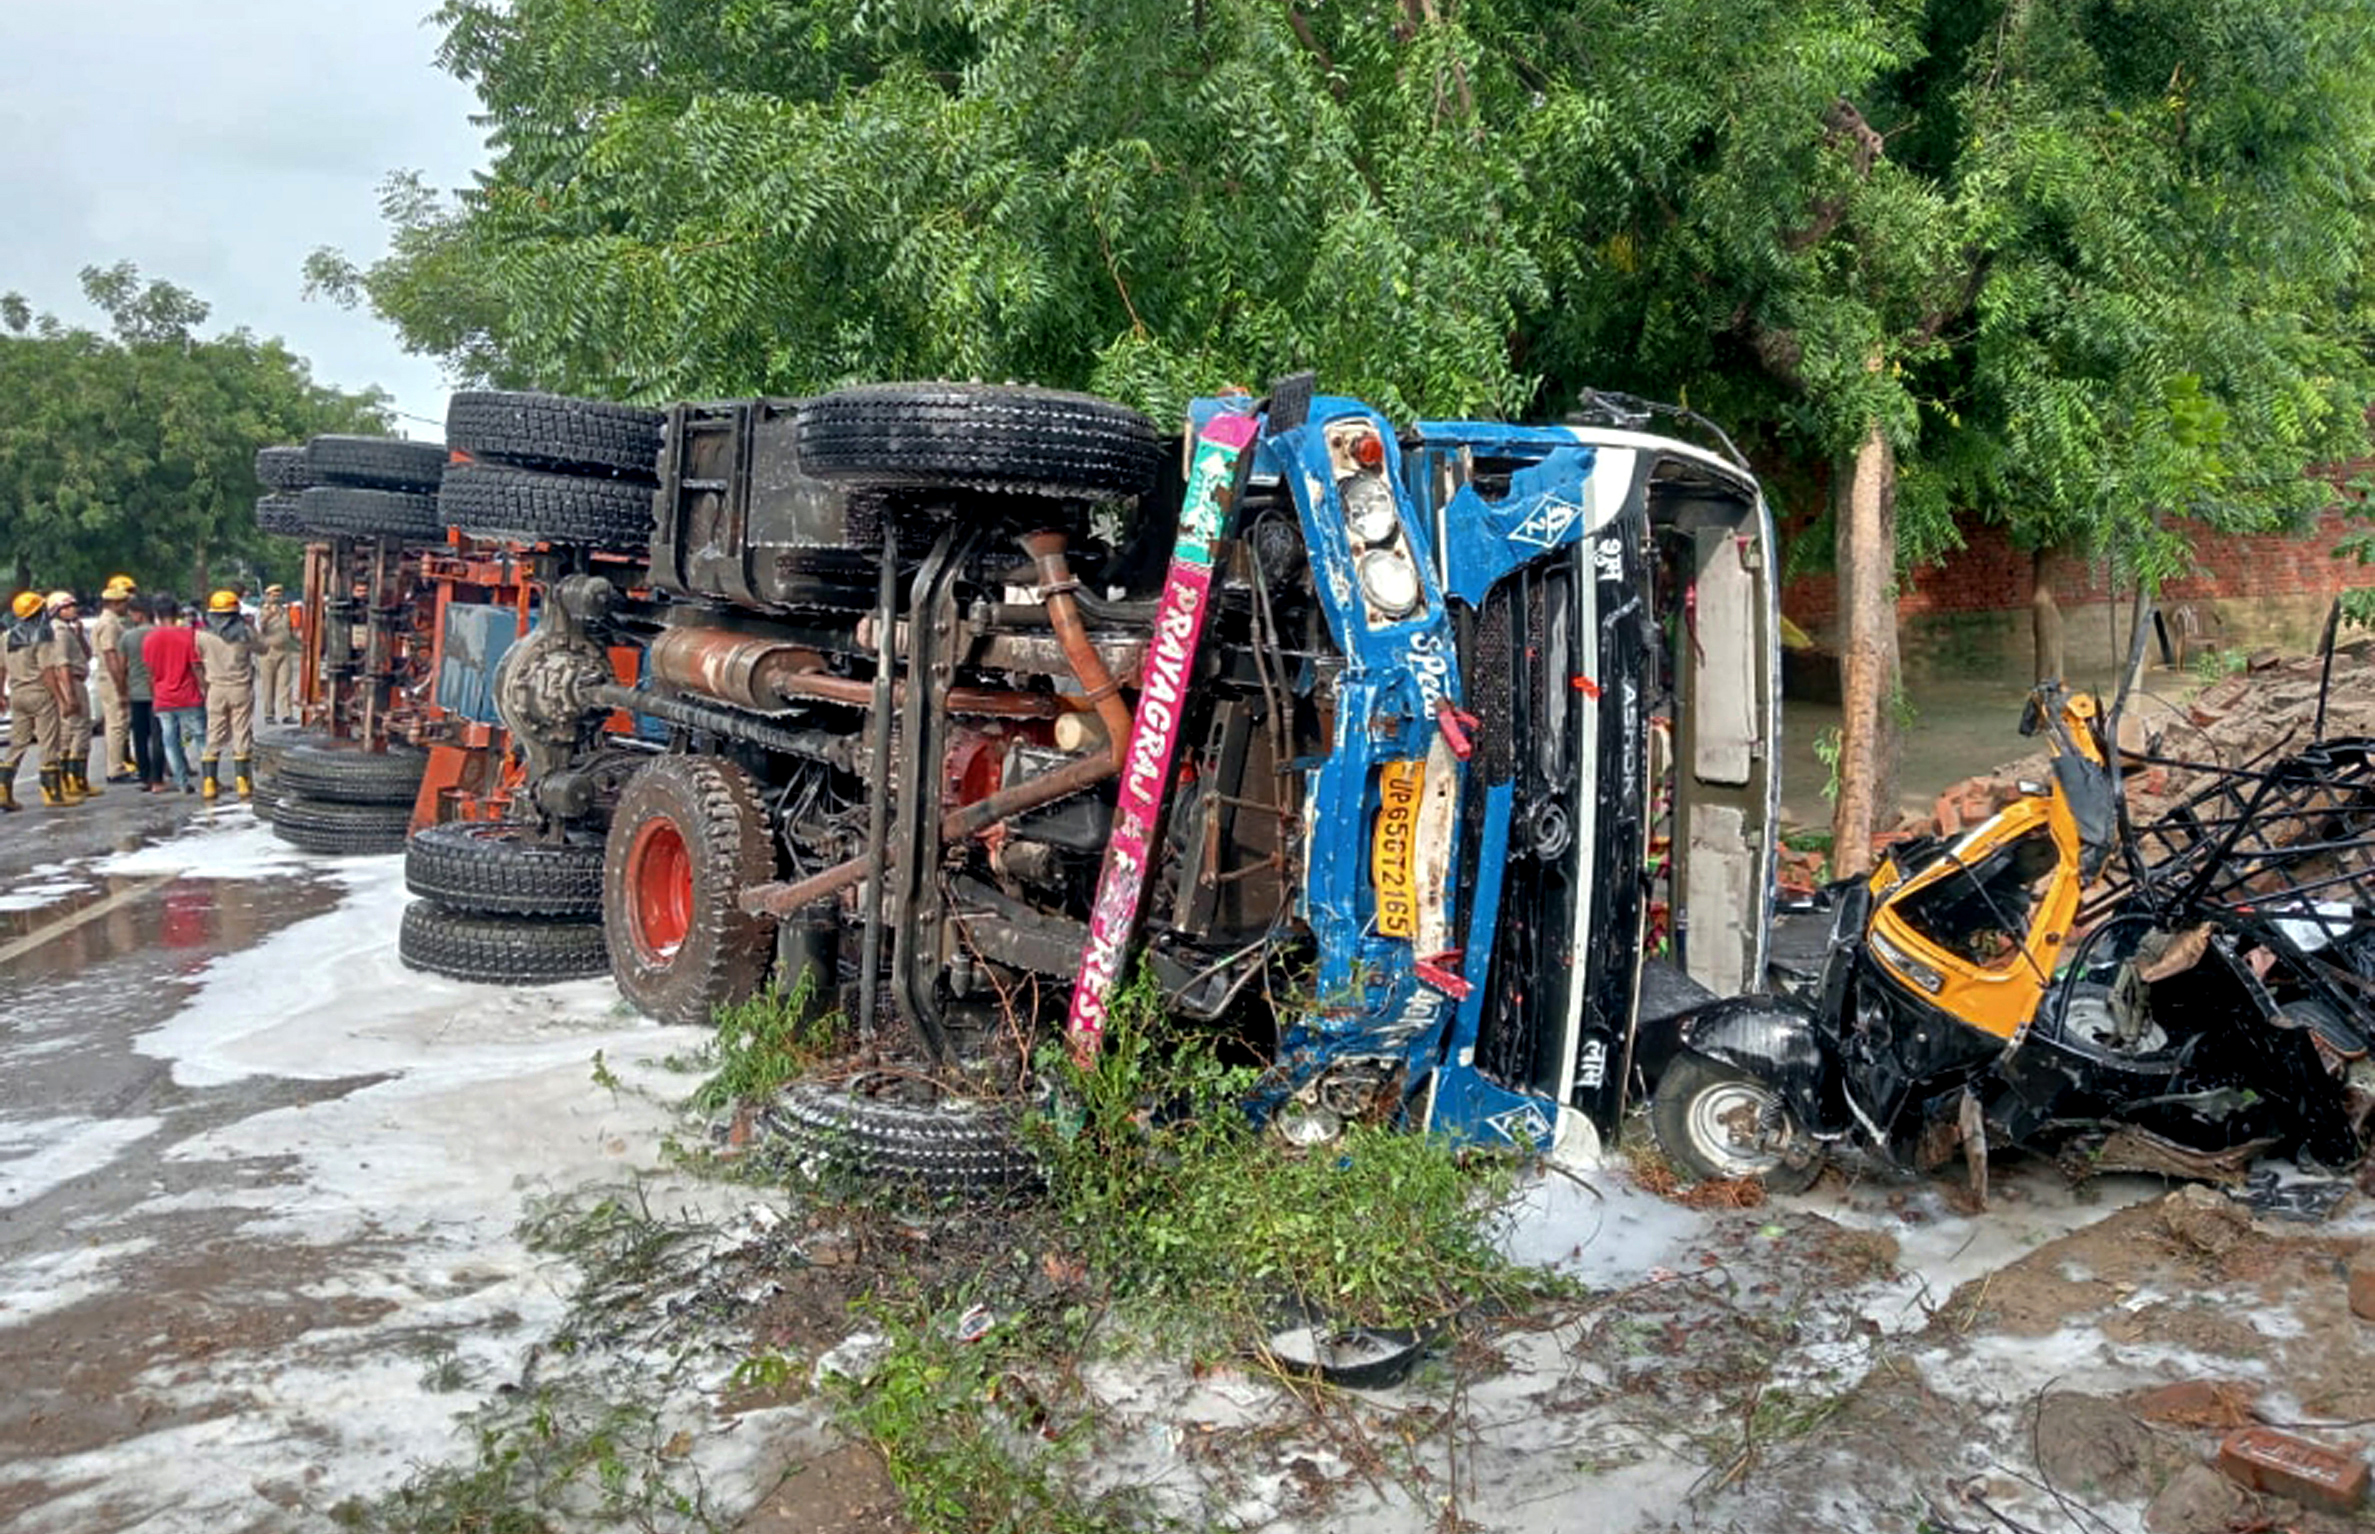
(0, 1, 488, 439)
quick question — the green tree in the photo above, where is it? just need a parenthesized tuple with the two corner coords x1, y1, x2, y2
(1508, 0, 2375, 865)
(317, 0, 2375, 862)
(0, 263, 393, 597)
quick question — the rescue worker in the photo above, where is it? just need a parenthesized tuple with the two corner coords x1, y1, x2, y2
(92, 575, 137, 780)
(48, 591, 100, 800)
(256, 582, 296, 724)
(2, 590, 71, 808)
(194, 588, 259, 799)
(113, 594, 164, 791)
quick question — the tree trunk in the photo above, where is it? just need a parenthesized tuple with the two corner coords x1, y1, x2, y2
(2030, 546, 2064, 683)
(1829, 418, 1901, 877)
(192, 539, 210, 606)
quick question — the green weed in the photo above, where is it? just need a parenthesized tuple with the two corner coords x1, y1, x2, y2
(1813, 726, 1844, 805)
(687, 972, 841, 1117)
(834, 1297, 1146, 1534)
(330, 1384, 710, 1533)
(518, 1183, 707, 1353)
(1031, 971, 1535, 1337)
(2189, 646, 2246, 681)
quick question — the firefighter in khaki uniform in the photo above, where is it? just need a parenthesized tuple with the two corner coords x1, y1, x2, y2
(2, 590, 72, 808)
(256, 583, 297, 724)
(48, 591, 101, 800)
(195, 589, 259, 799)
(91, 575, 136, 779)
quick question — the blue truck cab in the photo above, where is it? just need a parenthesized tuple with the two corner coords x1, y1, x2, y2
(1203, 393, 1782, 1158)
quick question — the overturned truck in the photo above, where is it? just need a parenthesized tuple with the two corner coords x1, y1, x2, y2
(492, 380, 1780, 1160)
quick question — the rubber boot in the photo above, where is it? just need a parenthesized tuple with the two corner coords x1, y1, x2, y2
(234, 756, 253, 800)
(78, 756, 101, 797)
(41, 766, 69, 807)
(0, 773, 18, 813)
(201, 758, 221, 801)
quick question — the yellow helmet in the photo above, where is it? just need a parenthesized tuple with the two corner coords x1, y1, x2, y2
(102, 576, 136, 599)
(10, 591, 41, 620)
(45, 590, 76, 612)
(207, 589, 241, 614)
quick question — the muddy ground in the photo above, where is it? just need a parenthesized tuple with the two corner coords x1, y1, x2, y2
(4, 791, 2374, 1534)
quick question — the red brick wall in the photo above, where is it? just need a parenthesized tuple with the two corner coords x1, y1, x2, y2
(1782, 461, 2375, 630)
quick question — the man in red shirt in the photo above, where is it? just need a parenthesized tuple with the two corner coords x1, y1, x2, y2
(144, 599, 205, 794)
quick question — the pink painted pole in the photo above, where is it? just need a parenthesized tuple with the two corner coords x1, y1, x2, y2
(1065, 411, 1261, 1056)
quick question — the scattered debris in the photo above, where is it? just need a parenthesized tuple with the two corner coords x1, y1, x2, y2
(2230, 1167, 2358, 1222)
(2143, 1461, 2250, 1534)
(2124, 1379, 2260, 1430)
(813, 1331, 892, 1388)
(2158, 1183, 2255, 1260)
(2214, 1425, 2370, 1513)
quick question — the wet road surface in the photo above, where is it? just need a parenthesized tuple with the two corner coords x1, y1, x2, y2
(0, 789, 714, 1532)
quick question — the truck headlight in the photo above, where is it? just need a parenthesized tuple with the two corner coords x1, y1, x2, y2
(1343, 474, 1399, 546)
(1357, 547, 1422, 618)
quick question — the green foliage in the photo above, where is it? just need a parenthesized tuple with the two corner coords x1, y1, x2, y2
(1033, 972, 1529, 1335)
(687, 970, 840, 1116)
(2338, 586, 2375, 632)
(835, 1299, 1145, 1534)
(0, 264, 391, 596)
(329, 1383, 708, 1533)
(315, 0, 1553, 418)
(1812, 725, 1845, 805)
(2189, 645, 2247, 682)
(321, 0, 2375, 600)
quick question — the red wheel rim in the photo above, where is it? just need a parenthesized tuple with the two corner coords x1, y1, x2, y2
(626, 819, 693, 963)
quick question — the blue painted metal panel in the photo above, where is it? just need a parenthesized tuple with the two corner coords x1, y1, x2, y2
(436, 603, 520, 724)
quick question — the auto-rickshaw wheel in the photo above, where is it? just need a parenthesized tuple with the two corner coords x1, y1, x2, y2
(1650, 1052, 1825, 1194)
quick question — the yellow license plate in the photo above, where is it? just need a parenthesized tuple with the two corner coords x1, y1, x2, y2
(1373, 759, 1425, 939)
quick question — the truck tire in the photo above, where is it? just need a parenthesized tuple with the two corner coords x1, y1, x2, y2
(299, 485, 447, 543)
(305, 434, 448, 492)
(398, 901, 611, 984)
(251, 724, 319, 785)
(795, 383, 1164, 500)
(602, 755, 775, 1027)
(255, 445, 312, 491)
(256, 493, 308, 537)
(275, 741, 428, 805)
(760, 1076, 1040, 1199)
(406, 820, 606, 918)
(268, 793, 413, 856)
(445, 391, 664, 480)
(1649, 1052, 1825, 1195)
(438, 462, 655, 551)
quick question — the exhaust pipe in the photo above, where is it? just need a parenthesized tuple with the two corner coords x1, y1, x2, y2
(1019, 530, 1133, 757)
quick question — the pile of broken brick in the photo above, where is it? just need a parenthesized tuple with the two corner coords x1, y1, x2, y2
(1776, 642, 2375, 894)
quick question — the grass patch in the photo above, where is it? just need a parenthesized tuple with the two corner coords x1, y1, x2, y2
(331, 1383, 713, 1533)
(832, 1295, 1149, 1534)
(686, 972, 840, 1117)
(1034, 981, 1530, 1335)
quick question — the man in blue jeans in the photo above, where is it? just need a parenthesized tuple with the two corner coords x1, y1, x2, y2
(144, 597, 206, 793)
